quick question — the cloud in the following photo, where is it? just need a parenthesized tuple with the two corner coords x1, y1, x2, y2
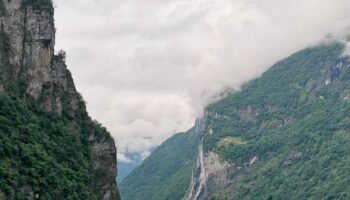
(54, 0, 350, 162)
(117, 153, 135, 164)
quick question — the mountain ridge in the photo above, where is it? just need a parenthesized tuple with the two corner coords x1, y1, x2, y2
(121, 42, 350, 200)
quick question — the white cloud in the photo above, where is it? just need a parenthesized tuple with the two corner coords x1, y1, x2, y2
(54, 0, 350, 162)
(117, 153, 135, 164)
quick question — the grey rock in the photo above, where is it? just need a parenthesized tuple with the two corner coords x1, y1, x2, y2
(186, 142, 235, 200)
(90, 131, 120, 199)
(0, 191, 5, 200)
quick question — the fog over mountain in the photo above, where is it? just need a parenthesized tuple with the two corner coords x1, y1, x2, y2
(54, 0, 350, 163)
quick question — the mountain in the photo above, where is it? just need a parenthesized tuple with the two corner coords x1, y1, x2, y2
(117, 153, 143, 182)
(121, 42, 350, 199)
(120, 119, 202, 200)
(0, 0, 120, 199)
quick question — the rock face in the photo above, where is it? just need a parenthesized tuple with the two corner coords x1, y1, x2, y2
(186, 118, 236, 200)
(0, 0, 79, 112)
(89, 133, 120, 200)
(0, 0, 55, 97)
(186, 141, 241, 200)
(187, 150, 228, 200)
(0, 0, 120, 199)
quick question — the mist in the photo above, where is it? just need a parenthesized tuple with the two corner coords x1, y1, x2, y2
(54, 0, 350, 163)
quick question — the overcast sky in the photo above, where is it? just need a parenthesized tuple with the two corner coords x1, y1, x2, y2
(54, 0, 350, 163)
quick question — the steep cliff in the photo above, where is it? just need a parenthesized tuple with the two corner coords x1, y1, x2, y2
(0, 0, 120, 199)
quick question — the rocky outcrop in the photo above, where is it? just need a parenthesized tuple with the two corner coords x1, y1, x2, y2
(0, 192, 5, 200)
(0, 0, 120, 199)
(186, 142, 206, 200)
(89, 132, 120, 200)
(0, 0, 55, 98)
(186, 115, 260, 200)
(0, 0, 79, 112)
(186, 142, 235, 200)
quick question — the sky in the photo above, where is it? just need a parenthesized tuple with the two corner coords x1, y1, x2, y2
(54, 0, 350, 164)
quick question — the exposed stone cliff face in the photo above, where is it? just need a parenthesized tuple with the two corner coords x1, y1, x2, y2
(186, 143, 233, 200)
(186, 112, 260, 200)
(89, 133, 120, 200)
(0, 0, 81, 112)
(0, 0, 120, 199)
(0, 0, 55, 98)
(186, 143, 259, 200)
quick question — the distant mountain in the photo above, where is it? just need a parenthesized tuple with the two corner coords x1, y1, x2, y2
(120, 42, 350, 199)
(0, 0, 119, 199)
(117, 153, 143, 182)
(120, 120, 202, 200)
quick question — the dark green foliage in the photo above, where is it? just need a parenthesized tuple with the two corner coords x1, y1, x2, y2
(120, 128, 201, 200)
(203, 42, 350, 199)
(205, 43, 346, 160)
(0, 94, 113, 199)
(22, 0, 52, 9)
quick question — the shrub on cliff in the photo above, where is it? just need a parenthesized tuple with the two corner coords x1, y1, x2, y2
(22, 0, 52, 9)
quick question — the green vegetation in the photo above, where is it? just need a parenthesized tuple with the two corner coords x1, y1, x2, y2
(214, 136, 247, 152)
(120, 128, 201, 200)
(0, 2, 117, 198)
(22, 0, 52, 9)
(121, 42, 350, 200)
(205, 43, 346, 161)
(0, 94, 112, 199)
(204, 42, 350, 199)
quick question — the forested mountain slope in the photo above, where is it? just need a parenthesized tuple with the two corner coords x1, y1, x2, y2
(121, 42, 350, 200)
(197, 42, 350, 199)
(120, 120, 202, 200)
